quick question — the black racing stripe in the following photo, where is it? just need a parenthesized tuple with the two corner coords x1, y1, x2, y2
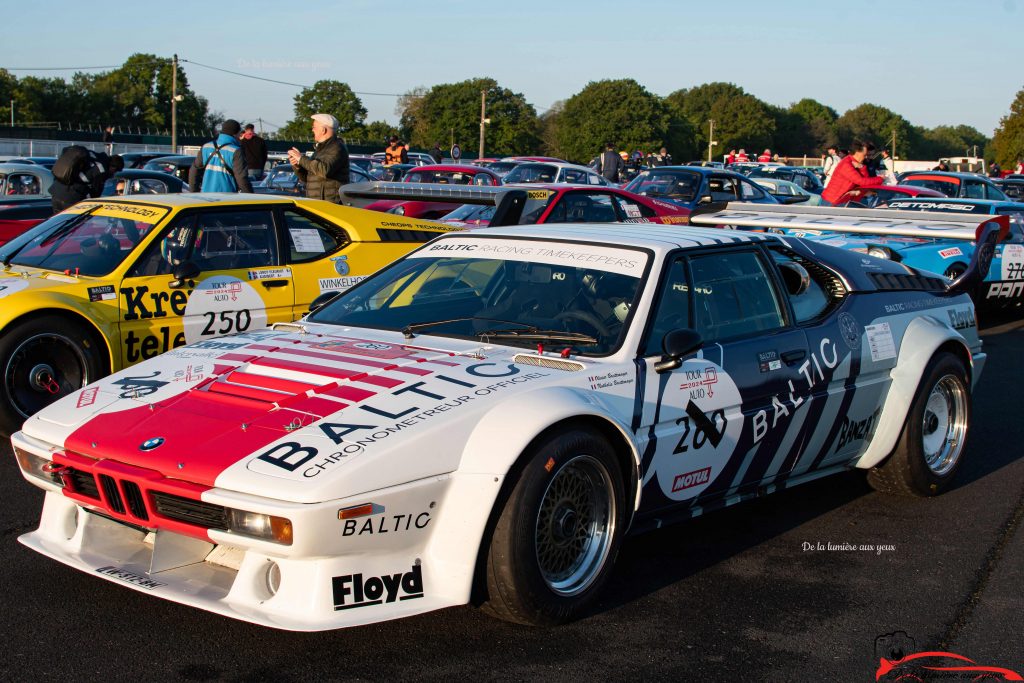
(805, 350, 862, 471)
(774, 385, 834, 477)
(639, 370, 675, 474)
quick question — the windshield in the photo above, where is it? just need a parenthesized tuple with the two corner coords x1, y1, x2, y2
(483, 161, 521, 175)
(441, 190, 556, 226)
(403, 170, 493, 186)
(624, 170, 701, 201)
(309, 237, 648, 355)
(502, 164, 560, 184)
(7, 202, 168, 276)
(903, 177, 958, 196)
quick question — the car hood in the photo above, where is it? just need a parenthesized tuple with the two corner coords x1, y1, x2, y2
(0, 267, 114, 303)
(23, 325, 595, 503)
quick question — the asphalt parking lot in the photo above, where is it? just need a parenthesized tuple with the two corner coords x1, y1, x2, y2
(1, 319, 1022, 682)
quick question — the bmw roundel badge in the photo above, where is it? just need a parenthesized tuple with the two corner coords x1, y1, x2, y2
(139, 437, 165, 451)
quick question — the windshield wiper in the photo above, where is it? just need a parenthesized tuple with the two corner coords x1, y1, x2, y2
(476, 329, 599, 346)
(402, 317, 537, 339)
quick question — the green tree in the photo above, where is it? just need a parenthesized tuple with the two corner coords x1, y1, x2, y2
(918, 124, 990, 159)
(666, 83, 773, 159)
(990, 87, 1024, 168)
(279, 80, 367, 141)
(554, 79, 677, 163)
(538, 100, 565, 158)
(349, 120, 400, 147)
(0, 69, 18, 124)
(784, 98, 839, 154)
(396, 78, 539, 156)
(835, 103, 917, 157)
(9, 76, 79, 125)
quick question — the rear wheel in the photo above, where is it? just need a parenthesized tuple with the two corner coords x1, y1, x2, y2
(0, 316, 104, 436)
(867, 352, 970, 496)
(483, 426, 626, 625)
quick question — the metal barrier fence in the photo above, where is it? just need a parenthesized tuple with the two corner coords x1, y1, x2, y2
(0, 139, 175, 157)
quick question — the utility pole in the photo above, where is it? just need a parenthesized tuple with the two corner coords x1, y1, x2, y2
(478, 90, 487, 160)
(891, 129, 897, 160)
(9, 99, 13, 127)
(258, 117, 264, 136)
(707, 119, 716, 162)
(171, 54, 178, 153)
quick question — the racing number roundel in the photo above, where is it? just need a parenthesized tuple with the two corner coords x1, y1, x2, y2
(183, 276, 268, 344)
(649, 359, 744, 501)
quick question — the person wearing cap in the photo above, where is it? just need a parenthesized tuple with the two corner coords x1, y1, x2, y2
(384, 135, 405, 166)
(287, 113, 349, 203)
(188, 119, 252, 193)
(240, 123, 268, 182)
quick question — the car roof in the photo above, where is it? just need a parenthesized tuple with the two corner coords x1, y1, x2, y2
(114, 169, 182, 180)
(512, 161, 595, 172)
(462, 221, 771, 253)
(406, 164, 493, 173)
(902, 171, 994, 181)
(77, 192, 294, 208)
(0, 163, 52, 175)
(146, 155, 195, 164)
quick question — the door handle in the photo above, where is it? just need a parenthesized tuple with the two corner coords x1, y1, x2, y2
(781, 349, 806, 365)
(261, 279, 289, 288)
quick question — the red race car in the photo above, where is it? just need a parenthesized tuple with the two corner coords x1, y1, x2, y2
(832, 184, 946, 208)
(363, 164, 503, 220)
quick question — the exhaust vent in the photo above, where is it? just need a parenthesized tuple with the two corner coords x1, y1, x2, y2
(512, 354, 585, 372)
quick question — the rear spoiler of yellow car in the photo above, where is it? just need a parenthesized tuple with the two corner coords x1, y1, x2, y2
(340, 181, 529, 226)
(689, 202, 1010, 296)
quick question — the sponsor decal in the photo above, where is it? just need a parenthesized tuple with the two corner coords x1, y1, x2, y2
(658, 214, 689, 225)
(66, 203, 167, 222)
(947, 307, 974, 331)
(882, 297, 939, 314)
(752, 338, 841, 444)
(837, 313, 861, 350)
(671, 467, 712, 492)
(251, 365, 551, 478)
(318, 276, 366, 293)
(309, 339, 414, 360)
(111, 372, 170, 399)
(679, 367, 718, 398)
(758, 350, 781, 373)
(0, 277, 29, 299)
(87, 285, 116, 302)
(96, 565, 165, 590)
(834, 408, 881, 452)
(412, 238, 646, 277)
(887, 201, 975, 211)
(247, 267, 291, 281)
(288, 228, 325, 254)
(587, 370, 632, 390)
(76, 387, 99, 408)
(342, 511, 431, 537)
(331, 254, 350, 276)
(937, 247, 963, 259)
(1001, 244, 1024, 281)
(864, 324, 897, 363)
(986, 281, 1024, 300)
(332, 564, 423, 610)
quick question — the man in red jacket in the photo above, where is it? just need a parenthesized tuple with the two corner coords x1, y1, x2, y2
(821, 141, 884, 205)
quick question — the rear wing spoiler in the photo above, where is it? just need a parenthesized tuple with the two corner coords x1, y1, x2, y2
(689, 202, 1010, 296)
(340, 181, 529, 226)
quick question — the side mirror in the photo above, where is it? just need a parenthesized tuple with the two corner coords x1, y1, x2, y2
(655, 328, 703, 373)
(698, 195, 713, 205)
(779, 194, 810, 204)
(169, 261, 200, 289)
(307, 290, 341, 316)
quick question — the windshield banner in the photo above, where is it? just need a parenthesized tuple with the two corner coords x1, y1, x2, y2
(412, 238, 647, 277)
(64, 202, 169, 224)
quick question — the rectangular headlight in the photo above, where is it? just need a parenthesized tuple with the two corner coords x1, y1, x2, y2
(14, 447, 64, 488)
(226, 508, 293, 545)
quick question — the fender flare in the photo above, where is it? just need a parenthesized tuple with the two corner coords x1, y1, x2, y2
(853, 315, 972, 470)
(421, 386, 641, 605)
(1, 302, 117, 375)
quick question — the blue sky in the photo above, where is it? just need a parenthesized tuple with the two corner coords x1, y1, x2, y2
(4, 0, 1021, 141)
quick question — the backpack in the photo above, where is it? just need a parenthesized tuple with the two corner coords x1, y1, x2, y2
(52, 145, 92, 185)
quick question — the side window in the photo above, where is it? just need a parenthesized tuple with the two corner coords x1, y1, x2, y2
(282, 209, 348, 263)
(4, 172, 41, 195)
(644, 258, 691, 356)
(190, 210, 277, 271)
(129, 214, 195, 277)
(130, 179, 168, 195)
(998, 210, 1024, 243)
(689, 250, 785, 341)
(613, 195, 655, 220)
(707, 176, 740, 202)
(964, 181, 985, 199)
(740, 180, 766, 199)
(769, 248, 835, 322)
(984, 183, 1005, 200)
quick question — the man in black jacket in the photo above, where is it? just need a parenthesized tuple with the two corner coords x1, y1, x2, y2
(50, 149, 123, 213)
(287, 113, 349, 203)
(240, 123, 268, 182)
(596, 142, 624, 183)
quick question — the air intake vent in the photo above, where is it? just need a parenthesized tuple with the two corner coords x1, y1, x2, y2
(121, 481, 149, 521)
(68, 469, 99, 499)
(152, 492, 228, 530)
(512, 354, 585, 372)
(870, 272, 947, 292)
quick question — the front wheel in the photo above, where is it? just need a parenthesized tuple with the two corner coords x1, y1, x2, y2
(483, 426, 626, 625)
(0, 316, 104, 436)
(867, 352, 971, 496)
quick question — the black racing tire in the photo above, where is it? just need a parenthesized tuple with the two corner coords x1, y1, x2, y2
(483, 426, 626, 625)
(0, 315, 104, 437)
(867, 352, 970, 497)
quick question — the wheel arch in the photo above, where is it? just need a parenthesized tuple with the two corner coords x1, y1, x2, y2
(854, 316, 972, 470)
(1, 307, 114, 376)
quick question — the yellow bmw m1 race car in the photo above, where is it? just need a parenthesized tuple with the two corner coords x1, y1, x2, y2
(0, 193, 460, 434)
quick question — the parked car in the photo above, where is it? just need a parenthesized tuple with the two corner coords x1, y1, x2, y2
(622, 166, 779, 211)
(363, 165, 504, 220)
(0, 193, 460, 434)
(142, 155, 196, 182)
(0, 163, 53, 200)
(101, 169, 188, 197)
(501, 161, 610, 186)
(899, 171, 1008, 201)
(748, 165, 824, 194)
(120, 152, 173, 170)
(994, 178, 1024, 200)
(12, 204, 1000, 630)
(752, 178, 824, 205)
(832, 185, 946, 208)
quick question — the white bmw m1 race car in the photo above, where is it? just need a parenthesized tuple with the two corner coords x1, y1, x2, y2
(12, 204, 1007, 630)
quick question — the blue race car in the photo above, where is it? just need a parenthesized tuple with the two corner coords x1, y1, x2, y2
(622, 166, 782, 210)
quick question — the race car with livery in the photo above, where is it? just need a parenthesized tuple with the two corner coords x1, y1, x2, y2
(361, 165, 503, 220)
(832, 185, 946, 208)
(12, 204, 1004, 630)
(0, 193, 459, 435)
(622, 166, 780, 211)
(899, 171, 1008, 201)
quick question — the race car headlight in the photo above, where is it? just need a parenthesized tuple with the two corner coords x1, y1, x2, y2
(226, 509, 293, 545)
(867, 246, 892, 260)
(14, 448, 64, 487)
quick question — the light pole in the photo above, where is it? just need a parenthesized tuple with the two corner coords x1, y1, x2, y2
(707, 119, 717, 162)
(478, 90, 488, 160)
(171, 54, 178, 153)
